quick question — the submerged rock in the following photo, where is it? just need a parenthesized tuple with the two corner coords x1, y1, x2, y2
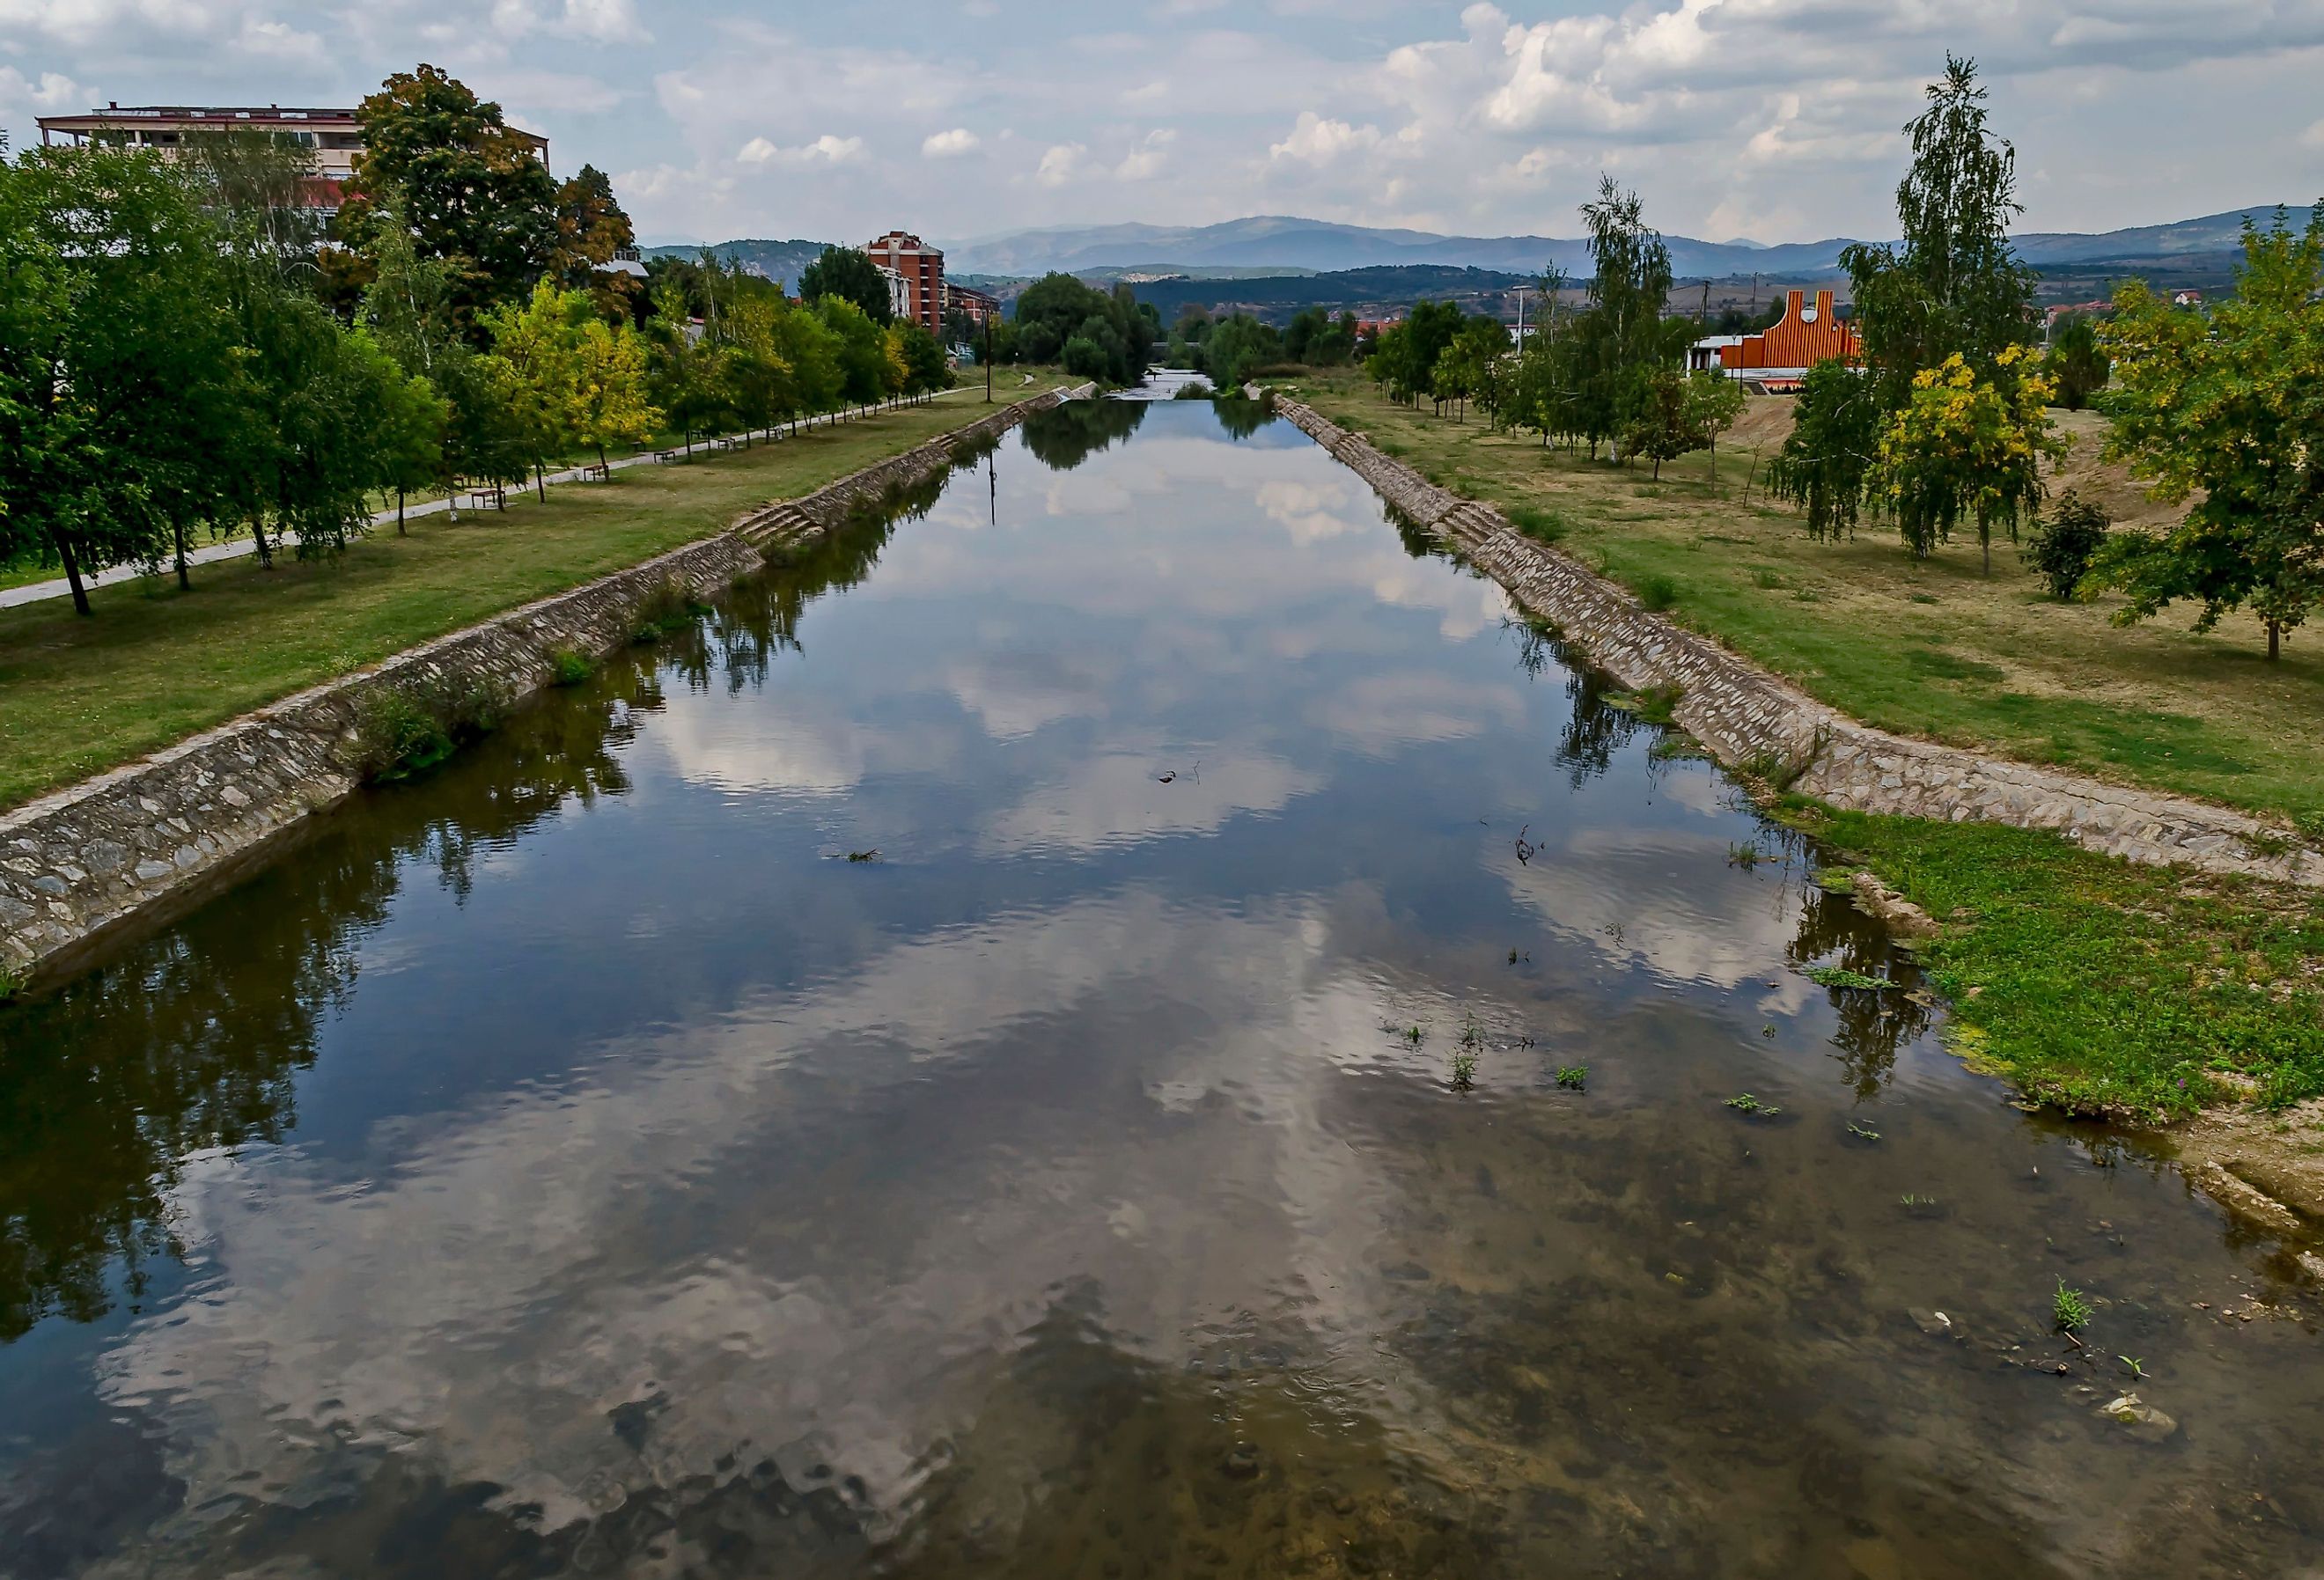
(1908, 1308, 1957, 1339)
(2095, 1393, 2180, 1444)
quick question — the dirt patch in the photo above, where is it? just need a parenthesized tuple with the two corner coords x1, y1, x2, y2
(2164, 1096, 2324, 1244)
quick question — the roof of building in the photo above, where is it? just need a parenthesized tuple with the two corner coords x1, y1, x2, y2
(36, 103, 546, 150)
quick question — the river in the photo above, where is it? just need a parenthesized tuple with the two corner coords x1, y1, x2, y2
(0, 394, 2317, 1576)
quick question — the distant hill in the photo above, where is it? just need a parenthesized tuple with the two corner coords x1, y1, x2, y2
(1131, 266, 1523, 322)
(641, 238, 834, 290)
(939, 207, 2316, 286)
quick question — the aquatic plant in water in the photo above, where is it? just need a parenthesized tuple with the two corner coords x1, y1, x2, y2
(1725, 1093, 1781, 1116)
(1807, 964, 1888, 990)
(2054, 1280, 2093, 1333)
(1555, 1065, 1588, 1091)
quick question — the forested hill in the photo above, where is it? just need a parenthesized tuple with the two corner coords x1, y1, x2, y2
(641, 239, 832, 290)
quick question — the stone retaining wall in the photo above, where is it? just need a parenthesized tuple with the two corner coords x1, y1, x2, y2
(1277, 397, 2324, 889)
(0, 385, 1086, 982)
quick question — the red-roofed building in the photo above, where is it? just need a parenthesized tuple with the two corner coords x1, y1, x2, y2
(1691, 288, 1859, 389)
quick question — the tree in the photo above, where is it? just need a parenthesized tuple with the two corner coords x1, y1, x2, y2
(482, 280, 592, 498)
(336, 64, 559, 322)
(373, 364, 449, 534)
(798, 246, 895, 325)
(567, 315, 658, 467)
(1622, 366, 1701, 480)
(818, 296, 897, 404)
(1575, 175, 1677, 459)
(1204, 313, 1282, 390)
(2092, 208, 2324, 660)
(1007, 274, 1155, 384)
(1841, 56, 2039, 415)
(1767, 358, 1882, 541)
(1868, 344, 2058, 567)
(892, 320, 950, 397)
(2045, 315, 2110, 411)
(0, 144, 246, 611)
(551, 164, 641, 321)
(1684, 370, 1747, 483)
(1431, 316, 1508, 423)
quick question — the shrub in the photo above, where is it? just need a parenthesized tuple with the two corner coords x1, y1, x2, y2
(629, 576, 709, 644)
(546, 645, 594, 687)
(349, 675, 506, 783)
(0, 961, 24, 1003)
(2024, 490, 2110, 600)
(1636, 573, 1680, 612)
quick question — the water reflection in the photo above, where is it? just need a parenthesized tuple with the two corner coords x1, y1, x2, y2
(2, 400, 2320, 1577)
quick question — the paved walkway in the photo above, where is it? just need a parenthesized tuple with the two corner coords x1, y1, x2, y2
(0, 382, 1026, 611)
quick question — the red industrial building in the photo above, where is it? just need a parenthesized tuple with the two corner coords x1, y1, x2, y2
(1688, 288, 1859, 390)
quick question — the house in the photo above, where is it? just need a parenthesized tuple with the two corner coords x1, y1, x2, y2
(873, 264, 912, 323)
(864, 231, 945, 337)
(2172, 289, 2205, 308)
(34, 101, 549, 230)
(1693, 288, 1859, 390)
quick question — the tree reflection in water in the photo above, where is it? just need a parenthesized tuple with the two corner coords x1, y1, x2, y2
(1018, 398, 1149, 470)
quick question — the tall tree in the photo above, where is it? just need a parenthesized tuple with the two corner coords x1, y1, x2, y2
(799, 246, 895, 325)
(1570, 177, 1678, 459)
(1767, 358, 1881, 541)
(1869, 345, 2058, 567)
(336, 65, 559, 322)
(482, 280, 592, 498)
(2093, 208, 2324, 660)
(1683, 370, 1747, 484)
(550, 164, 641, 321)
(1841, 55, 2039, 415)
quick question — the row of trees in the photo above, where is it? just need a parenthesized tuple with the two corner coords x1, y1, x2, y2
(0, 65, 958, 617)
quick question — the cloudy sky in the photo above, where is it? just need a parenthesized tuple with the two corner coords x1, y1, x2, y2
(4, 0, 2321, 247)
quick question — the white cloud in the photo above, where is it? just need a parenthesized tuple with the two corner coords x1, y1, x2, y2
(922, 126, 979, 158)
(736, 132, 864, 167)
(1269, 110, 1380, 164)
(1035, 141, 1091, 187)
(1114, 127, 1174, 180)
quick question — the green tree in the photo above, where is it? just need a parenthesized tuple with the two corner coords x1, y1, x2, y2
(1008, 274, 1154, 383)
(373, 364, 449, 534)
(482, 280, 592, 497)
(1767, 359, 1882, 541)
(568, 314, 659, 467)
(1575, 175, 1677, 459)
(1842, 55, 2039, 415)
(1684, 370, 1747, 483)
(1204, 313, 1283, 390)
(2092, 208, 2324, 660)
(336, 64, 559, 322)
(818, 295, 897, 404)
(1622, 366, 1701, 480)
(799, 246, 895, 325)
(2024, 490, 2110, 599)
(2045, 314, 2110, 411)
(1431, 316, 1509, 423)
(892, 320, 950, 396)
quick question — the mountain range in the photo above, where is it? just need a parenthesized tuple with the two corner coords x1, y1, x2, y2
(644, 205, 2313, 294)
(938, 207, 2314, 282)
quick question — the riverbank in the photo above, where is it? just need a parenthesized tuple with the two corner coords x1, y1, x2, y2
(0, 377, 1079, 812)
(1269, 388, 2324, 1197)
(1276, 369, 2324, 831)
(0, 384, 1086, 986)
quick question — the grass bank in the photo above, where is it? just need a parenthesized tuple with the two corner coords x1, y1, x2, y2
(0, 378, 1072, 809)
(1783, 799, 2324, 1120)
(1281, 369, 2324, 831)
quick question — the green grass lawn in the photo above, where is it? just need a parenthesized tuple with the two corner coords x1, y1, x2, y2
(1283, 370, 2324, 829)
(1790, 802, 2324, 1119)
(0, 380, 1071, 810)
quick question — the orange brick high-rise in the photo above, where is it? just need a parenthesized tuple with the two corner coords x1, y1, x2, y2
(865, 231, 945, 337)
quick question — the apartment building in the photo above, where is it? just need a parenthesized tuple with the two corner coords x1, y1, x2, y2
(864, 231, 944, 337)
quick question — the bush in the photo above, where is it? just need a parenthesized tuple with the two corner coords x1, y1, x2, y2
(546, 644, 594, 687)
(2024, 490, 2110, 600)
(629, 576, 709, 643)
(350, 674, 506, 783)
(1636, 573, 1680, 612)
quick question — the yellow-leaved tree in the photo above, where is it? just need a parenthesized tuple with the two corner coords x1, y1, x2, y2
(1869, 343, 2060, 569)
(566, 314, 658, 470)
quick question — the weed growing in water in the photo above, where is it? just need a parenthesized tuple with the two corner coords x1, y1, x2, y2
(630, 576, 710, 643)
(1725, 1093, 1781, 1116)
(1450, 1047, 1479, 1091)
(2118, 1355, 2145, 1380)
(1846, 1121, 1882, 1142)
(1899, 1194, 1938, 1209)
(1404, 1025, 1425, 1047)
(845, 849, 881, 863)
(2054, 1280, 2093, 1333)
(1807, 964, 1888, 990)
(1727, 842, 1763, 870)
(546, 644, 595, 687)
(1555, 1065, 1588, 1091)
(0, 962, 23, 1003)
(1608, 684, 1684, 725)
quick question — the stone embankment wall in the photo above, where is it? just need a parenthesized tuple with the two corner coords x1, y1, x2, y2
(0, 386, 1086, 981)
(1279, 397, 2324, 889)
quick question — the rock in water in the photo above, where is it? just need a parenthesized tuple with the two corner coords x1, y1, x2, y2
(2095, 1393, 2180, 1444)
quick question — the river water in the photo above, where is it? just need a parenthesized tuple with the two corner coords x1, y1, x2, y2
(2, 397, 2319, 1577)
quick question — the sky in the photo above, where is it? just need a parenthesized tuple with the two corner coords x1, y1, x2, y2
(4, 1, 2322, 249)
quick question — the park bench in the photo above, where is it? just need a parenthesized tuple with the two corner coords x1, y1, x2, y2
(654, 449, 682, 465)
(578, 461, 611, 482)
(463, 485, 505, 511)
